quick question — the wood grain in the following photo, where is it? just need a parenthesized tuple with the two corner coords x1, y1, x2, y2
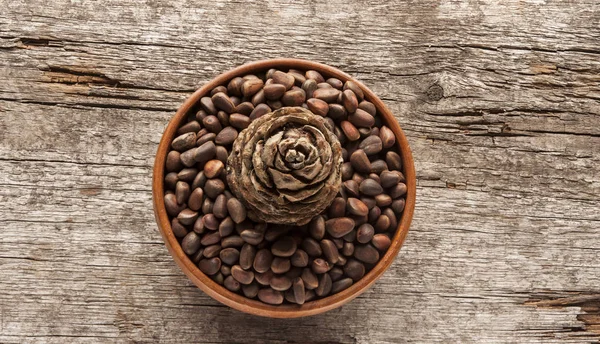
(1, 0, 599, 342)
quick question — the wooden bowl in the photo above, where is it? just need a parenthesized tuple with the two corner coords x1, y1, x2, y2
(152, 58, 416, 318)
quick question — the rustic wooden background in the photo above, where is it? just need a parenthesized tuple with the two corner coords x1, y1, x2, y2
(1, 0, 599, 343)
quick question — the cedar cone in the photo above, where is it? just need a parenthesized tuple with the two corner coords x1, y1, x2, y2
(227, 107, 343, 225)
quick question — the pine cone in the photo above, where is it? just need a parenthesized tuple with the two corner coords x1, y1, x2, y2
(227, 107, 343, 225)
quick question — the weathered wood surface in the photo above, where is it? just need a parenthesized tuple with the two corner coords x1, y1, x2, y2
(1, 0, 599, 342)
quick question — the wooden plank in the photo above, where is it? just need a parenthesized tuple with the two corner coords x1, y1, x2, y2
(1, 0, 599, 342)
(1, 102, 599, 342)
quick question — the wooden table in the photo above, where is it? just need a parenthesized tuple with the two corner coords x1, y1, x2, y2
(1, 1, 599, 343)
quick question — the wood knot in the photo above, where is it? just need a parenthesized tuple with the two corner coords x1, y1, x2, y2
(426, 84, 444, 101)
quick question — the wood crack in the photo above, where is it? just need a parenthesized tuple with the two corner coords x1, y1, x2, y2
(40, 65, 121, 87)
(465, 132, 533, 138)
(38, 65, 195, 93)
(0, 157, 148, 168)
(524, 129, 600, 138)
(526, 293, 600, 337)
(1, 35, 196, 51)
(428, 43, 600, 56)
(0, 334, 118, 339)
(0, 183, 151, 194)
(0, 97, 175, 112)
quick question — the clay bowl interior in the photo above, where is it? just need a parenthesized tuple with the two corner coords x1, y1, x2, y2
(152, 58, 416, 318)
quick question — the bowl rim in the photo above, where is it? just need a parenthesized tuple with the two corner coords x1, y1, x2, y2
(152, 58, 416, 318)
